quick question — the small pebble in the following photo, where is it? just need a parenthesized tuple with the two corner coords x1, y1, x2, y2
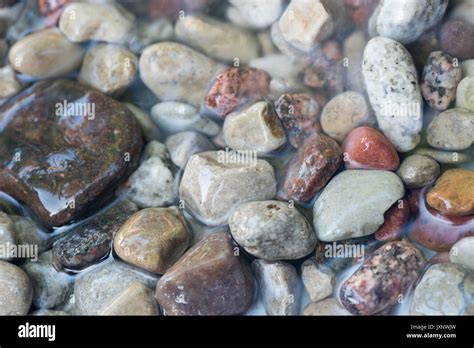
(455, 76, 474, 112)
(125, 103, 161, 142)
(301, 258, 335, 303)
(127, 18, 174, 53)
(0, 212, 14, 260)
(427, 108, 474, 151)
(166, 131, 216, 168)
(0, 260, 32, 315)
(342, 30, 368, 93)
(303, 298, 352, 316)
(450, 237, 474, 271)
(413, 147, 473, 164)
(226, 0, 283, 29)
(396, 154, 440, 189)
(141, 141, 170, 164)
(100, 282, 160, 316)
(439, 19, 474, 60)
(0, 65, 21, 100)
(374, 198, 410, 242)
(461, 59, 474, 78)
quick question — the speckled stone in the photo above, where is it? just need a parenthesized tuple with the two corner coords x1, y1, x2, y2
(396, 155, 440, 189)
(426, 108, 474, 151)
(340, 241, 425, 315)
(301, 258, 335, 303)
(450, 237, 474, 271)
(0, 260, 32, 315)
(252, 259, 299, 316)
(229, 200, 316, 260)
(100, 282, 160, 316)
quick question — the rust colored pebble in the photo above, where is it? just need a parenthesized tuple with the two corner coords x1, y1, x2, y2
(204, 67, 270, 118)
(375, 198, 410, 242)
(342, 126, 400, 171)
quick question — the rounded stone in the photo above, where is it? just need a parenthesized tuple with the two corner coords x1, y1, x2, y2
(301, 258, 335, 303)
(303, 298, 352, 316)
(100, 282, 160, 316)
(0, 212, 15, 261)
(0, 65, 21, 100)
(396, 154, 440, 189)
(227, 0, 283, 29)
(229, 200, 317, 260)
(450, 237, 474, 271)
(426, 108, 474, 151)
(455, 76, 474, 112)
(439, 19, 474, 60)
(374, 198, 410, 242)
(0, 260, 33, 315)
(165, 131, 216, 168)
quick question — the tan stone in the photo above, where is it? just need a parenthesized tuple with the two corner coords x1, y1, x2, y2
(303, 298, 352, 316)
(101, 283, 160, 316)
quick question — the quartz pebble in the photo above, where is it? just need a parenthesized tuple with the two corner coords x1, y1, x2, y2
(396, 154, 440, 189)
(455, 76, 474, 112)
(439, 20, 474, 60)
(100, 282, 160, 316)
(59, 2, 134, 43)
(0, 260, 32, 315)
(114, 207, 191, 274)
(175, 15, 259, 64)
(278, 0, 333, 53)
(313, 170, 405, 242)
(410, 263, 474, 315)
(301, 258, 335, 303)
(421, 51, 462, 110)
(449, 237, 474, 271)
(22, 251, 72, 309)
(74, 260, 158, 315)
(125, 103, 161, 142)
(140, 42, 222, 106)
(303, 298, 352, 316)
(252, 259, 299, 316)
(155, 233, 255, 315)
(426, 108, 474, 151)
(227, 0, 283, 29)
(426, 169, 474, 216)
(179, 151, 276, 226)
(204, 67, 271, 118)
(369, 0, 448, 44)
(229, 200, 317, 260)
(281, 134, 342, 203)
(321, 92, 374, 142)
(151, 101, 219, 136)
(342, 126, 399, 171)
(274, 93, 320, 148)
(340, 241, 425, 315)
(223, 101, 286, 154)
(166, 131, 216, 168)
(0, 212, 14, 260)
(0, 65, 21, 100)
(79, 44, 138, 96)
(362, 37, 423, 152)
(8, 28, 82, 78)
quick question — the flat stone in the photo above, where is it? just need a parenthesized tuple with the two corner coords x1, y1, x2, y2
(340, 241, 425, 315)
(0, 80, 142, 227)
(52, 200, 138, 271)
(303, 298, 352, 316)
(179, 151, 276, 226)
(396, 154, 440, 189)
(229, 200, 316, 260)
(410, 263, 474, 315)
(301, 258, 335, 303)
(0, 260, 32, 315)
(252, 259, 299, 316)
(114, 207, 191, 274)
(450, 237, 474, 271)
(313, 170, 405, 242)
(155, 232, 255, 315)
(74, 260, 158, 315)
(100, 282, 160, 316)
(426, 108, 474, 151)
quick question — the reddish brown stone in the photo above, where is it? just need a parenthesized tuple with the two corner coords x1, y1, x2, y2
(343, 0, 379, 26)
(439, 20, 474, 60)
(274, 93, 321, 149)
(281, 134, 342, 203)
(303, 41, 344, 97)
(0, 80, 142, 227)
(155, 232, 255, 315)
(408, 190, 474, 252)
(340, 241, 425, 315)
(375, 198, 410, 242)
(204, 67, 270, 118)
(342, 126, 400, 171)
(427, 252, 450, 266)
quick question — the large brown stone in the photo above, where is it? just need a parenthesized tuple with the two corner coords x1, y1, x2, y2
(155, 232, 255, 315)
(0, 80, 142, 227)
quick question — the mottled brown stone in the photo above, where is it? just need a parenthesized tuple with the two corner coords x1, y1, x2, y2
(374, 198, 410, 242)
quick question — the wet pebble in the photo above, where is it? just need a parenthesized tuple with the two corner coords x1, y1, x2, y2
(10, 215, 50, 254)
(0, 260, 32, 315)
(303, 298, 352, 316)
(413, 147, 473, 164)
(396, 154, 440, 189)
(456, 76, 474, 112)
(223, 101, 286, 154)
(313, 170, 405, 241)
(166, 131, 216, 168)
(449, 237, 474, 271)
(226, 0, 283, 29)
(100, 282, 160, 316)
(229, 200, 317, 260)
(155, 232, 255, 315)
(374, 198, 410, 242)
(439, 19, 474, 60)
(0, 212, 14, 260)
(114, 207, 191, 274)
(340, 241, 425, 315)
(0, 65, 21, 100)
(427, 108, 474, 151)
(342, 126, 400, 171)
(125, 103, 161, 142)
(127, 18, 174, 53)
(301, 258, 335, 303)
(342, 31, 367, 93)
(179, 151, 276, 226)
(410, 263, 474, 315)
(252, 259, 299, 316)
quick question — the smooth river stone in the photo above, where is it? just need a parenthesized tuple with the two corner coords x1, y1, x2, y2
(52, 200, 138, 271)
(410, 263, 474, 315)
(362, 37, 423, 152)
(100, 282, 160, 316)
(427, 169, 474, 216)
(74, 260, 158, 315)
(342, 126, 400, 171)
(0, 260, 32, 315)
(340, 241, 425, 315)
(0, 212, 14, 260)
(313, 170, 405, 242)
(140, 42, 222, 106)
(426, 108, 474, 151)
(227, 0, 283, 29)
(450, 237, 474, 271)
(0, 80, 142, 227)
(370, 0, 447, 44)
(374, 198, 410, 242)
(301, 258, 335, 303)
(8, 28, 82, 79)
(456, 76, 474, 112)
(252, 259, 299, 316)
(439, 19, 474, 61)
(281, 134, 342, 203)
(175, 15, 259, 64)
(179, 151, 276, 226)
(166, 131, 216, 168)
(303, 298, 352, 316)
(413, 147, 473, 164)
(114, 207, 191, 274)
(396, 154, 440, 189)
(229, 200, 317, 260)
(155, 233, 255, 315)
(0, 65, 21, 100)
